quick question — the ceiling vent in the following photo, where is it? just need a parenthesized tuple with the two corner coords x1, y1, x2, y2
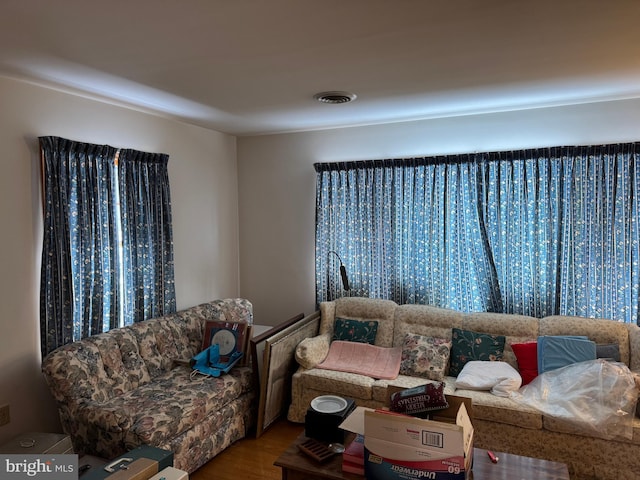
(313, 91, 357, 104)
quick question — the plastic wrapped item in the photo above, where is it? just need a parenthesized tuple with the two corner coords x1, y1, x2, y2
(510, 359, 638, 440)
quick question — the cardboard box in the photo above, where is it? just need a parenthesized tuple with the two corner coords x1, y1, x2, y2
(363, 400, 474, 480)
(100, 458, 158, 480)
(0, 432, 73, 454)
(148, 466, 189, 480)
(82, 446, 173, 480)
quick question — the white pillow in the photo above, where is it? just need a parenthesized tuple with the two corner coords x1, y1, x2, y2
(455, 360, 522, 397)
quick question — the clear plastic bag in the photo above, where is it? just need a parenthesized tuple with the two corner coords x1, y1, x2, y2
(510, 359, 639, 440)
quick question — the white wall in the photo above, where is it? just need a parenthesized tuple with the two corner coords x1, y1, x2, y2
(0, 76, 239, 443)
(4, 70, 640, 443)
(237, 98, 640, 325)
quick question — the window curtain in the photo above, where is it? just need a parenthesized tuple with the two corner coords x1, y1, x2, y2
(315, 143, 640, 324)
(118, 149, 176, 321)
(39, 137, 176, 357)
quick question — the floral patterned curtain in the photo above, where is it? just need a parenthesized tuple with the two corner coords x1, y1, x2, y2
(39, 137, 176, 357)
(315, 143, 640, 324)
(118, 148, 176, 321)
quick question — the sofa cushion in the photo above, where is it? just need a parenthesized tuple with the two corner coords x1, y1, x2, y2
(86, 331, 151, 394)
(332, 317, 379, 344)
(393, 304, 464, 348)
(171, 307, 210, 356)
(548, 417, 640, 450)
(376, 376, 543, 430)
(128, 320, 176, 378)
(93, 365, 253, 447)
(371, 375, 457, 403)
(452, 384, 543, 430)
(627, 324, 640, 371)
(540, 315, 630, 366)
(449, 328, 506, 376)
(294, 367, 376, 401)
(542, 415, 640, 445)
(319, 297, 397, 347)
(399, 333, 451, 381)
(461, 312, 539, 371)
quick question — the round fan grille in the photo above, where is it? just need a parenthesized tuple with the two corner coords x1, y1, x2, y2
(313, 91, 357, 104)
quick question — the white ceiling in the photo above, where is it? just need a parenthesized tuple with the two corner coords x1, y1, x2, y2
(1, 0, 639, 136)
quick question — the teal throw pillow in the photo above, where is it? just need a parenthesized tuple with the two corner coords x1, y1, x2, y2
(537, 335, 596, 373)
(332, 317, 379, 344)
(449, 328, 506, 377)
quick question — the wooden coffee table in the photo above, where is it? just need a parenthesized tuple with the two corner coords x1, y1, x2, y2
(274, 433, 570, 480)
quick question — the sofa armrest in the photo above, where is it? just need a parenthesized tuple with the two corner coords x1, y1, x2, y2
(295, 333, 331, 369)
(626, 323, 640, 371)
(75, 401, 133, 433)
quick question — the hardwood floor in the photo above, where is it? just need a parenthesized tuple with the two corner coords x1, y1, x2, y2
(190, 419, 304, 480)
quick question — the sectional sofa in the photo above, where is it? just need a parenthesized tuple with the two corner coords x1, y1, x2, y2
(288, 297, 640, 480)
(42, 298, 255, 473)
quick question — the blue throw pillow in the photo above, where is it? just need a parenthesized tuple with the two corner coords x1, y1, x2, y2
(537, 335, 596, 373)
(332, 317, 379, 344)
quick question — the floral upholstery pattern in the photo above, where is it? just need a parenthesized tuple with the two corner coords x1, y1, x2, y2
(295, 332, 331, 369)
(42, 299, 255, 474)
(399, 333, 451, 381)
(319, 297, 397, 347)
(288, 297, 640, 479)
(393, 304, 463, 347)
(627, 324, 640, 371)
(541, 315, 630, 366)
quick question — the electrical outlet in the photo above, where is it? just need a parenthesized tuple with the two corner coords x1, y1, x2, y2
(0, 404, 9, 426)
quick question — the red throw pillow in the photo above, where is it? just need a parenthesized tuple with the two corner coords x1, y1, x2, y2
(511, 342, 538, 385)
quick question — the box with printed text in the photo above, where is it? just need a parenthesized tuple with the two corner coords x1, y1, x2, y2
(363, 401, 474, 480)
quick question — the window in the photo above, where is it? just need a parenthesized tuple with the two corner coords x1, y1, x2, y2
(39, 136, 176, 357)
(315, 143, 640, 324)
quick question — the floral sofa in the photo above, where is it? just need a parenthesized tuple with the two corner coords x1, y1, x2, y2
(288, 297, 640, 480)
(42, 298, 255, 473)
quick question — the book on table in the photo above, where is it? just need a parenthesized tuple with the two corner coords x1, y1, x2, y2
(342, 434, 365, 475)
(342, 459, 365, 476)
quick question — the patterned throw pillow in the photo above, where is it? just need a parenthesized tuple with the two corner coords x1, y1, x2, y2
(449, 328, 506, 377)
(400, 333, 452, 381)
(332, 317, 379, 344)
